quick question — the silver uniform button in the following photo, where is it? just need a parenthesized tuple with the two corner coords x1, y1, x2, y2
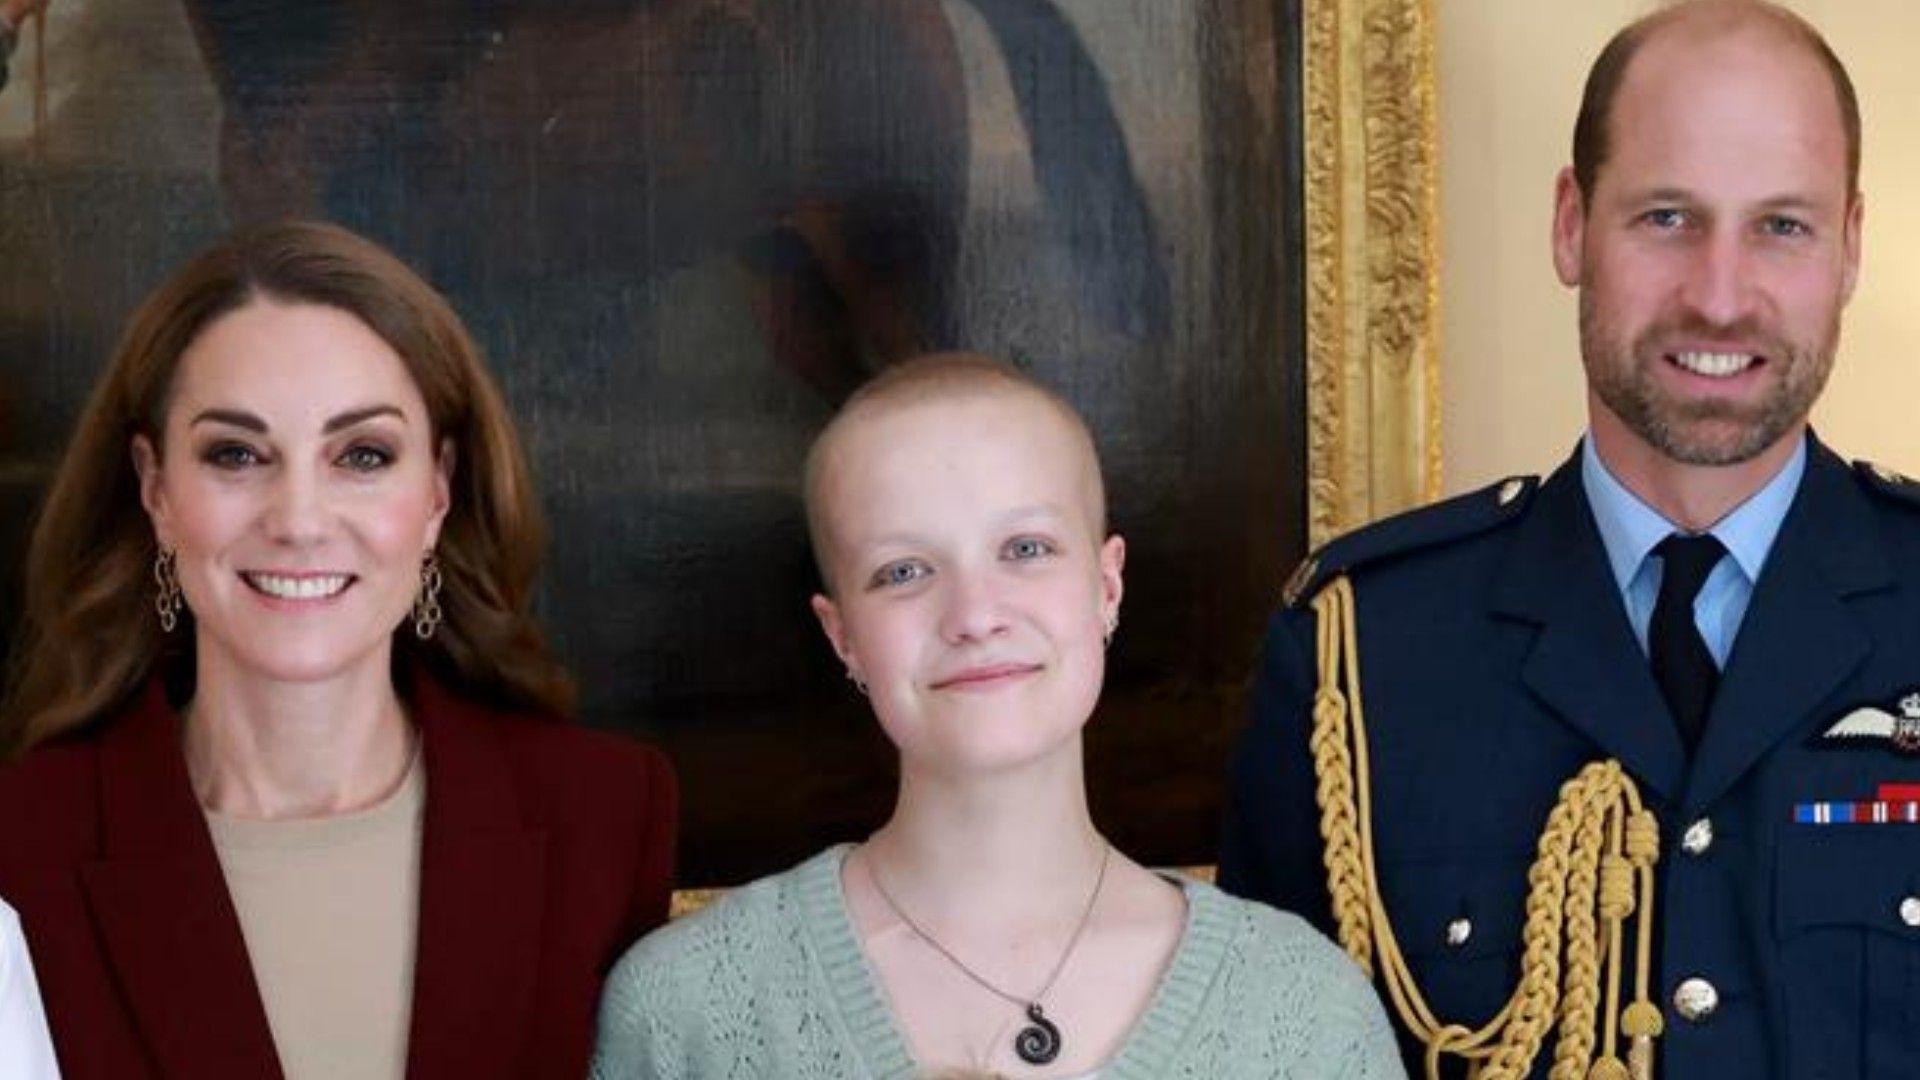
(1445, 918, 1472, 947)
(1681, 818, 1714, 856)
(1900, 896, 1920, 928)
(1673, 977, 1719, 1022)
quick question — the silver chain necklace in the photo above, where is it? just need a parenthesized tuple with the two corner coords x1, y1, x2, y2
(866, 841, 1112, 1067)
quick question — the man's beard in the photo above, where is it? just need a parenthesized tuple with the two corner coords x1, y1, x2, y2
(1579, 291, 1840, 466)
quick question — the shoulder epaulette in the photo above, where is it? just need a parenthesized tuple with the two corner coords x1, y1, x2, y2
(1282, 474, 1539, 607)
(1854, 459, 1920, 511)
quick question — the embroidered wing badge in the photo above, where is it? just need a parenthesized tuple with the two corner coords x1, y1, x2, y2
(1820, 692, 1920, 754)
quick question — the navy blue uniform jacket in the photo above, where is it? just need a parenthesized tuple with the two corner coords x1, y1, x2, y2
(0, 674, 678, 1079)
(1222, 438, 1920, 1079)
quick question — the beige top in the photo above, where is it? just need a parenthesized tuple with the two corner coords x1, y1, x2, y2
(207, 752, 426, 1080)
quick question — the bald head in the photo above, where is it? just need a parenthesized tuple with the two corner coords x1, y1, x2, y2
(803, 353, 1107, 592)
(1573, 0, 1859, 201)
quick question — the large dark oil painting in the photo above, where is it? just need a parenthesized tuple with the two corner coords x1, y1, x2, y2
(0, 0, 1304, 885)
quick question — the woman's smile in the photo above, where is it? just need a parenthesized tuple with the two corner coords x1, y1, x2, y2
(239, 570, 359, 607)
(929, 660, 1044, 692)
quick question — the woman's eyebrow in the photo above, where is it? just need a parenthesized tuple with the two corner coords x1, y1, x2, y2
(189, 407, 267, 432)
(323, 404, 406, 433)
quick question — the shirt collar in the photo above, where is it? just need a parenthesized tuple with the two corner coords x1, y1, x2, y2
(1580, 434, 1806, 591)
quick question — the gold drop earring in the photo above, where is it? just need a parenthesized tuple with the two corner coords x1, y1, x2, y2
(153, 548, 183, 633)
(412, 552, 444, 640)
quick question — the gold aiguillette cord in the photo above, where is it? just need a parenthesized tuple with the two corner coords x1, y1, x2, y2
(1307, 576, 1665, 1080)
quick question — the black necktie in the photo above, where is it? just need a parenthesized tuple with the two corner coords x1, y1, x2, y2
(1650, 533, 1725, 752)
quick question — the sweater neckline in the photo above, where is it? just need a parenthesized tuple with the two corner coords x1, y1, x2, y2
(793, 843, 1235, 1080)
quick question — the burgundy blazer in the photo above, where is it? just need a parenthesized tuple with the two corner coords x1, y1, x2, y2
(0, 677, 677, 1079)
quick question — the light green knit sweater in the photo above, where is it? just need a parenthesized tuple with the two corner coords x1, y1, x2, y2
(592, 846, 1405, 1079)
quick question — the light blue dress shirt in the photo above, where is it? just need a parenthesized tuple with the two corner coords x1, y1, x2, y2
(1580, 435, 1805, 669)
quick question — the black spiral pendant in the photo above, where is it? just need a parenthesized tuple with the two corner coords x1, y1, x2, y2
(1014, 1003, 1062, 1065)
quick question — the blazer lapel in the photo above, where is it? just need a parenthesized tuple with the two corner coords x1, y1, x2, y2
(80, 683, 285, 1079)
(404, 678, 549, 1077)
(1492, 452, 1688, 804)
(1686, 442, 1888, 812)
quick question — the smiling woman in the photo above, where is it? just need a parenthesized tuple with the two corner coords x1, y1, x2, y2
(0, 221, 678, 1080)
(591, 355, 1401, 1080)
(3, 222, 572, 749)
(133, 301, 458, 707)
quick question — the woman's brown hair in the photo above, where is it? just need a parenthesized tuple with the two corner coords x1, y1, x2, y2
(1, 220, 573, 754)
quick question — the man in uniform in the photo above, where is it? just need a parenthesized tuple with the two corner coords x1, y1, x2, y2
(1221, 3, 1920, 1077)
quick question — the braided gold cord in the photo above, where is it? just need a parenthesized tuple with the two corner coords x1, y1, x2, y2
(1623, 815, 1662, 1080)
(1307, 577, 1663, 1080)
(1549, 787, 1607, 1080)
(1315, 596, 1373, 972)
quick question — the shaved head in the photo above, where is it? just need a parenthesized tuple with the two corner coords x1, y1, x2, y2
(1573, 0, 1859, 200)
(803, 353, 1107, 592)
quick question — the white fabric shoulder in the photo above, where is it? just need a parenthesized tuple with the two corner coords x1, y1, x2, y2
(0, 899, 62, 1080)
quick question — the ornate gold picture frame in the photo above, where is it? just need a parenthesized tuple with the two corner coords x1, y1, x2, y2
(1304, 0, 1444, 546)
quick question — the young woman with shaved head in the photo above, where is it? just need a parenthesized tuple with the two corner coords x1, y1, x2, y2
(595, 355, 1399, 1079)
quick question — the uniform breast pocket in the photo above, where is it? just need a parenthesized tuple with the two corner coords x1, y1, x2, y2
(1379, 851, 1530, 1029)
(1775, 828, 1920, 1080)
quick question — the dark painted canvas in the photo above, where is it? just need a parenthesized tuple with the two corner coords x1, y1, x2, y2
(0, 0, 1303, 884)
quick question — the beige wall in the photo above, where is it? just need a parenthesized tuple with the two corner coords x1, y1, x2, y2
(1437, 0, 1920, 494)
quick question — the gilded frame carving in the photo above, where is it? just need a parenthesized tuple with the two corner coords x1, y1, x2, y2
(1304, 0, 1444, 546)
